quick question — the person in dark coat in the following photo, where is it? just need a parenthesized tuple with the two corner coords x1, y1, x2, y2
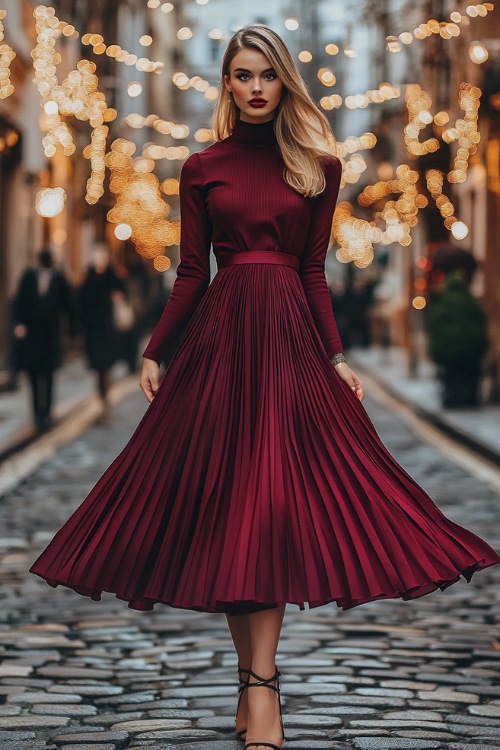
(12, 247, 76, 431)
(79, 244, 125, 402)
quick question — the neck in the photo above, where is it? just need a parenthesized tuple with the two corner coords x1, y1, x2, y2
(230, 114, 277, 145)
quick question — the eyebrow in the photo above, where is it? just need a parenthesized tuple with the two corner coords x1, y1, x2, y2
(233, 67, 276, 73)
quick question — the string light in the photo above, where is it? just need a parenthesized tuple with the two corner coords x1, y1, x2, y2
(170, 69, 214, 99)
(127, 81, 143, 97)
(17, 4, 489, 270)
(320, 83, 400, 112)
(106, 138, 178, 259)
(469, 40, 489, 63)
(114, 223, 133, 240)
(84, 125, 108, 204)
(404, 86, 440, 156)
(177, 27, 193, 40)
(359, 163, 427, 247)
(81, 30, 163, 74)
(0, 9, 15, 99)
(298, 50, 313, 63)
(345, 83, 399, 109)
(325, 43, 339, 56)
(387, 3, 494, 53)
(153, 255, 172, 271)
(405, 83, 480, 185)
(317, 67, 336, 87)
(33, 6, 76, 156)
(35, 187, 66, 217)
(425, 168, 466, 236)
(448, 83, 481, 183)
(333, 202, 379, 268)
(336, 133, 377, 187)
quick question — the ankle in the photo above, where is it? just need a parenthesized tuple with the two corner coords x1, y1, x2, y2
(249, 664, 278, 681)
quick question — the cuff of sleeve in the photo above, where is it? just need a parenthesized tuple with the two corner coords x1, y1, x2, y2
(142, 347, 161, 365)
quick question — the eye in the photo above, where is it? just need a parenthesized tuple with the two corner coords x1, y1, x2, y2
(236, 72, 277, 81)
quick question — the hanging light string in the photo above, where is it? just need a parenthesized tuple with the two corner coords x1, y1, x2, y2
(0, 4, 488, 268)
(32, 5, 116, 204)
(386, 3, 494, 53)
(105, 137, 178, 268)
(0, 9, 15, 99)
(80, 32, 164, 74)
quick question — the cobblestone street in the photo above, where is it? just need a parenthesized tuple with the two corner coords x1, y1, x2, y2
(0, 389, 499, 750)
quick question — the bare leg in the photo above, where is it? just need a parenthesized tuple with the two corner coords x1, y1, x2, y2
(226, 613, 252, 736)
(246, 603, 286, 749)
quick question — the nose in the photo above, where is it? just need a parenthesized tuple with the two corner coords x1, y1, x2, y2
(252, 78, 263, 94)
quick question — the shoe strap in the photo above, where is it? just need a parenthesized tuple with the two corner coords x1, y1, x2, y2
(247, 667, 280, 691)
(244, 744, 281, 750)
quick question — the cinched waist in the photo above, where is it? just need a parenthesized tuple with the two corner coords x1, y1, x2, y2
(216, 250, 300, 271)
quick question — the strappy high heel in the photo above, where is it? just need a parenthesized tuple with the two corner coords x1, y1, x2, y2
(235, 663, 250, 741)
(244, 667, 286, 750)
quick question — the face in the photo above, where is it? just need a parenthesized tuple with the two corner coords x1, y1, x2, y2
(224, 47, 283, 124)
(92, 246, 109, 273)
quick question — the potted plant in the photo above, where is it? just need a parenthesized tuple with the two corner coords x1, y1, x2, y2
(425, 270, 489, 408)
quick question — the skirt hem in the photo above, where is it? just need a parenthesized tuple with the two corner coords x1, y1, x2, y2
(29, 555, 498, 616)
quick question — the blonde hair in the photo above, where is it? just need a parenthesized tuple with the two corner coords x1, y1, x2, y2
(211, 23, 339, 198)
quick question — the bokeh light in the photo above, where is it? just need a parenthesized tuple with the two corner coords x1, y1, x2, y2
(35, 187, 66, 217)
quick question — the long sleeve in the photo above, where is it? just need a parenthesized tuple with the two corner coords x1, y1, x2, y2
(299, 155, 343, 357)
(142, 152, 213, 365)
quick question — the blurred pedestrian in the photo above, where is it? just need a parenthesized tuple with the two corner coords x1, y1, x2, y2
(12, 246, 76, 432)
(79, 243, 125, 402)
(114, 258, 151, 373)
(344, 275, 376, 348)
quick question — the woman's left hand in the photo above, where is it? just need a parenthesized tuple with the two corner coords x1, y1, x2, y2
(332, 361, 364, 401)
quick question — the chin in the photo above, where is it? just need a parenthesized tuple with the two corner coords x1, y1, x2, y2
(241, 105, 276, 118)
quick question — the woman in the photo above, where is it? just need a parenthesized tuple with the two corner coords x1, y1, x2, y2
(79, 243, 126, 402)
(30, 24, 500, 750)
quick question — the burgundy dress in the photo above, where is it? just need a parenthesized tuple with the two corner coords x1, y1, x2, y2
(30, 116, 500, 615)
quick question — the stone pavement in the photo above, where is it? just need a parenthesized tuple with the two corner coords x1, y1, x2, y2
(0, 390, 499, 749)
(0, 357, 132, 459)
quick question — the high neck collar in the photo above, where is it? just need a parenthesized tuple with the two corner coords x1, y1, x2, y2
(230, 115, 277, 145)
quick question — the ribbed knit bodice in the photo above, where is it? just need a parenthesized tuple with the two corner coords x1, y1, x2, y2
(142, 113, 344, 364)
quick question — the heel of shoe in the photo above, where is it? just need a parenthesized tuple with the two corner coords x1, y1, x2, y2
(243, 666, 286, 747)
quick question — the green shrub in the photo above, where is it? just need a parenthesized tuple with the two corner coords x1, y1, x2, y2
(426, 271, 489, 374)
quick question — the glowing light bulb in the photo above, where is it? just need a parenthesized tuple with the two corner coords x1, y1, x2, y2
(44, 100, 58, 115)
(127, 82, 143, 97)
(35, 187, 66, 218)
(412, 296, 427, 310)
(114, 223, 133, 240)
(451, 221, 469, 240)
(469, 42, 489, 64)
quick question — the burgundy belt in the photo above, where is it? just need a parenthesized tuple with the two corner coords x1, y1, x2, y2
(216, 250, 300, 271)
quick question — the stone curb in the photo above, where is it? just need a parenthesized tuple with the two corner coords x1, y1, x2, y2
(0, 374, 140, 498)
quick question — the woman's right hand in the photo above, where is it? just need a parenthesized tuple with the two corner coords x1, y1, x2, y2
(140, 358, 161, 403)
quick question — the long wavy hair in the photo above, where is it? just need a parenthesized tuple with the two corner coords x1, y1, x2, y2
(211, 24, 339, 198)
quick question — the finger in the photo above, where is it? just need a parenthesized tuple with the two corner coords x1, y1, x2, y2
(141, 380, 154, 403)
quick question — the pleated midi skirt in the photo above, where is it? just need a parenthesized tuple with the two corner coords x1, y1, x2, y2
(30, 250, 500, 614)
